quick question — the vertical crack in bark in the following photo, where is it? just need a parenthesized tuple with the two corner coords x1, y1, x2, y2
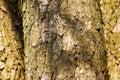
(0, 0, 25, 79)
(89, 0, 108, 80)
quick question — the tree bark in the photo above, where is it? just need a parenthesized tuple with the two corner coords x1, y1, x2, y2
(0, 0, 24, 80)
(100, 0, 120, 80)
(1, 0, 119, 80)
(23, 0, 107, 80)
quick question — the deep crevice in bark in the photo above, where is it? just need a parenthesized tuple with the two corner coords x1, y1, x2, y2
(2, 0, 25, 79)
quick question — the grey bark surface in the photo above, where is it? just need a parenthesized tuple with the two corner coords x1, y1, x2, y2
(23, 0, 107, 80)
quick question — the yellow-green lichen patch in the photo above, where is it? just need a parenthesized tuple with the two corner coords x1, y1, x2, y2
(100, 0, 120, 80)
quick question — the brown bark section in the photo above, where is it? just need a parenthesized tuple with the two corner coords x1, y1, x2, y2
(23, 0, 107, 80)
(0, 0, 24, 80)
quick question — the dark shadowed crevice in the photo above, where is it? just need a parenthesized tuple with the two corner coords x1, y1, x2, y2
(3, 0, 25, 79)
(4, 0, 24, 47)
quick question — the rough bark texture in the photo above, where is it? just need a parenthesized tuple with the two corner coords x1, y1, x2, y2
(100, 0, 120, 80)
(0, 0, 119, 80)
(0, 0, 25, 80)
(23, 0, 107, 80)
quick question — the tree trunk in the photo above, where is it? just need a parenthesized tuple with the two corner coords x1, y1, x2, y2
(0, 0, 119, 80)
(0, 0, 25, 80)
(23, 0, 107, 80)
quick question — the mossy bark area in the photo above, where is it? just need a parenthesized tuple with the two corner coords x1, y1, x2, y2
(100, 0, 120, 80)
(0, 0, 24, 80)
(23, 0, 107, 80)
